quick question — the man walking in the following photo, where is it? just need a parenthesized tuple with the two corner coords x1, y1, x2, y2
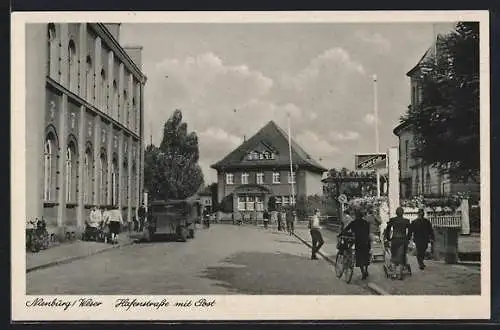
(309, 209, 324, 260)
(263, 209, 270, 229)
(384, 207, 411, 280)
(409, 208, 435, 270)
(138, 202, 146, 232)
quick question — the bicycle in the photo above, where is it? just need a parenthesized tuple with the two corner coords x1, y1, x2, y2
(335, 234, 356, 284)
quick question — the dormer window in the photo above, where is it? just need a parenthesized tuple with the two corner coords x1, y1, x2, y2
(246, 150, 276, 161)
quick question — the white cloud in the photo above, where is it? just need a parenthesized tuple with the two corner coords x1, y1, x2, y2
(295, 130, 339, 157)
(198, 127, 243, 148)
(355, 31, 392, 53)
(330, 131, 360, 142)
(145, 47, 378, 180)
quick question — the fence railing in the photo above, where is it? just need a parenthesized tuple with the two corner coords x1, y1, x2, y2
(428, 215, 462, 228)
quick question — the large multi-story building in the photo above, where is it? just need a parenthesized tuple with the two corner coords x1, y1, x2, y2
(393, 35, 479, 199)
(25, 23, 146, 238)
(211, 121, 327, 219)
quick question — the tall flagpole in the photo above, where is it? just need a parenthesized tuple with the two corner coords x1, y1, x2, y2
(287, 114, 295, 206)
(373, 74, 381, 198)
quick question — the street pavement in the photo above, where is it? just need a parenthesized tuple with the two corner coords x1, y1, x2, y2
(26, 224, 370, 295)
(293, 227, 481, 295)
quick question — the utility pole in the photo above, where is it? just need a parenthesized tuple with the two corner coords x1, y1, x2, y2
(373, 74, 381, 198)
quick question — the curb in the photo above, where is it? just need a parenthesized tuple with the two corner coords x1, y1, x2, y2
(26, 240, 135, 273)
(293, 231, 390, 296)
(366, 282, 390, 295)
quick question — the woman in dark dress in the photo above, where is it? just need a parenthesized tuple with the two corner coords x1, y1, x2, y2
(342, 209, 371, 280)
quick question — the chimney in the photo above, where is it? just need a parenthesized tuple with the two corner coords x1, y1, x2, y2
(123, 45, 143, 70)
(103, 23, 121, 42)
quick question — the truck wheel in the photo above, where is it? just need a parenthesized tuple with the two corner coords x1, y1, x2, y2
(179, 228, 188, 242)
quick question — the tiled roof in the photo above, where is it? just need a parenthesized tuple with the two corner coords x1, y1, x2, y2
(211, 121, 327, 173)
(406, 34, 444, 77)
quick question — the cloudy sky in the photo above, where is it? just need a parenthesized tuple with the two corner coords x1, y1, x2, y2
(119, 22, 456, 184)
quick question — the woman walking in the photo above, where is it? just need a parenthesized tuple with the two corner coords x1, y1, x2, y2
(341, 209, 371, 280)
(108, 206, 124, 244)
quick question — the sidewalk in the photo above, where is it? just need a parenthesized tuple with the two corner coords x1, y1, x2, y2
(293, 227, 481, 295)
(26, 232, 141, 273)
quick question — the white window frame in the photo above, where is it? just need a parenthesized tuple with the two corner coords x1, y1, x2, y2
(246, 196, 255, 211)
(65, 146, 73, 202)
(111, 160, 118, 206)
(272, 171, 281, 184)
(288, 171, 296, 184)
(238, 196, 246, 211)
(241, 172, 249, 185)
(275, 196, 282, 207)
(256, 172, 264, 184)
(290, 195, 296, 206)
(83, 151, 90, 204)
(48, 24, 59, 80)
(226, 173, 234, 185)
(99, 154, 107, 204)
(85, 56, 94, 103)
(282, 196, 289, 206)
(68, 40, 78, 93)
(255, 196, 264, 211)
(43, 138, 53, 201)
(100, 69, 107, 111)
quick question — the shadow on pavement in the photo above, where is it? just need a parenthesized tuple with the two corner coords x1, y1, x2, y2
(201, 251, 368, 295)
(134, 234, 189, 244)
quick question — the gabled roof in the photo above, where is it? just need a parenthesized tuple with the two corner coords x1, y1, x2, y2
(406, 33, 444, 77)
(211, 121, 327, 173)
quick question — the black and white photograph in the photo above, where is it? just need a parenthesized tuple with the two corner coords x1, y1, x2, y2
(12, 11, 490, 320)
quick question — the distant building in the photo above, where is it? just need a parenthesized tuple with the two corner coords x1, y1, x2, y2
(25, 23, 147, 238)
(393, 35, 479, 199)
(211, 121, 327, 219)
(197, 186, 213, 213)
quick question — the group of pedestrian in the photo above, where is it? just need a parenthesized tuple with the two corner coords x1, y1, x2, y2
(309, 206, 434, 281)
(86, 206, 124, 244)
(262, 207, 295, 235)
(383, 207, 434, 280)
(85, 202, 148, 244)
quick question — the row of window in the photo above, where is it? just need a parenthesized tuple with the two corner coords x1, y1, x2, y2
(44, 132, 138, 207)
(225, 171, 296, 185)
(47, 23, 141, 133)
(236, 195, 296, 211)
(246, 151, 276, 161)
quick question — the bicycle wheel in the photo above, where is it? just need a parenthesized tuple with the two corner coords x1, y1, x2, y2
(335, 253, 344, 278)
(344, 254, 354, 284)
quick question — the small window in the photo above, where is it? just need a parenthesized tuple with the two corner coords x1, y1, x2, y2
(226, 173, 234, 185)
(238, 196, 246, 211)
(255, 196, 264, 211)
(241, 172, 249, 184)
(246, 196, 255, 211)
(272, 172, 281, 184)
(282, 196, 289, 206)
(288, 171, 296, 184)
(256, 172, 264, 184)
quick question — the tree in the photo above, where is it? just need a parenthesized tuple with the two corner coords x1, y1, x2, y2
(267, 196, 277, 212)
(209, 183, 218, 211)
(402, 22, 479, 182)
(144, 109, 204, 200)
(144, 144, 163, 200)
